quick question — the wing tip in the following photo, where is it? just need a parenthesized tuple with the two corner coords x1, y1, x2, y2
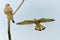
(51, 19, 55, 21)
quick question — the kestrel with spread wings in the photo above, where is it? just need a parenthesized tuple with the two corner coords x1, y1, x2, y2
(17, 18, 55, 31)
(4, 4, 15, 23)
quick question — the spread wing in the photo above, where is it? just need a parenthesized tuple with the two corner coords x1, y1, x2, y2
(17, 20, 35, 25)
(37, 18, 55, 23)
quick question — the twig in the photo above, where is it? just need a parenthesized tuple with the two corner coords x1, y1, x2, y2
(13, 0, 25, 15)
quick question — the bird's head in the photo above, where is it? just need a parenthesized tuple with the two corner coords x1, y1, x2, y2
(6, 4, 10, 6)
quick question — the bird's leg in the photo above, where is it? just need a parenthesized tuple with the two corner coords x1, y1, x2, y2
(8, 19, 11, 40)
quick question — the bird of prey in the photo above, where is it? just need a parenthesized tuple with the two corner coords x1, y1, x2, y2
(17, 18, 55, 31)
(4, 4, 15, 23)
(4, 0, 25, 40)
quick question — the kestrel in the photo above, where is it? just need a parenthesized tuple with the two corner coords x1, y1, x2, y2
(17, 18, 55, 31)
(4, 0, 25, 40)
(4, 4, 15, 23)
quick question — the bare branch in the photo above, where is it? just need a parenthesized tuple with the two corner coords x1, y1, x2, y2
(13, 0, 25, 15)
(8, 19, 11, 40)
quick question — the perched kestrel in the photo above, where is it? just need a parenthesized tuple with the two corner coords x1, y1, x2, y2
(4, 4, 15, 23)
(17, 18, 55, 31)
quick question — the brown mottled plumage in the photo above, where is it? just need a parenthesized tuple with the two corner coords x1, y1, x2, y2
(4, 4, 15, 23)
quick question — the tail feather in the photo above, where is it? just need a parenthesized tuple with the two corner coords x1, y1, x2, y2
(12, 19, 15, 23)
(35, 27, 45, 31)
(35, 24, 46, 31)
